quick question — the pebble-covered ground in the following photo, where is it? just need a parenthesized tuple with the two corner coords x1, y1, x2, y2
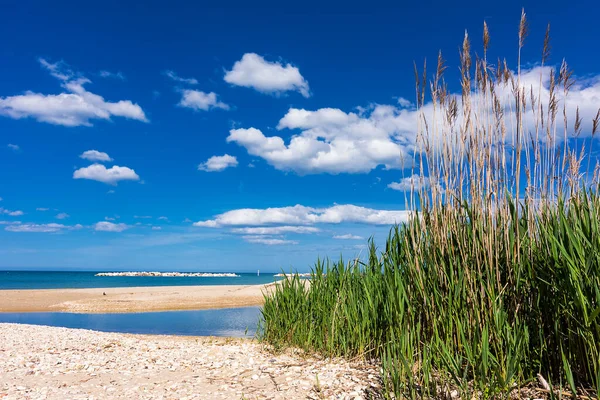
(0, 324, 382, 399)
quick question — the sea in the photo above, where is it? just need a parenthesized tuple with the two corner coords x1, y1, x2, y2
(0, 270, 279, 290)
(0, 270, 281, 337)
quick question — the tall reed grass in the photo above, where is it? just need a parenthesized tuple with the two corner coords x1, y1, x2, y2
(259, 12, 600, 399)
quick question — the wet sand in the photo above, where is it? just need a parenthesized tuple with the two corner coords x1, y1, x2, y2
(0, 284, 273, 313)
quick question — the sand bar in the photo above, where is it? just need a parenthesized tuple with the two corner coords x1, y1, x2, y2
(0, 323, 381, 399)
(0, 284, 274, 313)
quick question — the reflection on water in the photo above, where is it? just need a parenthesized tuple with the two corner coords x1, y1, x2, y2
(0, 307, 261, 338)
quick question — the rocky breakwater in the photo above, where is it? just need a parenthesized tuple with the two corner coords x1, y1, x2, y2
(95, 272, 240, 277)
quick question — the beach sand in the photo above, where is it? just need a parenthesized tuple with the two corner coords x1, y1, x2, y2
(0, 323, 381, 399)
(0, 284, 274, 313)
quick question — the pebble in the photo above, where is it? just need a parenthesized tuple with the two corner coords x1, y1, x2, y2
(0, 323, 382, 399)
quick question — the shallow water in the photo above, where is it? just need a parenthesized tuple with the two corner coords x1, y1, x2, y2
(0, 306, 261, 337)
(0, 271, 279, 290)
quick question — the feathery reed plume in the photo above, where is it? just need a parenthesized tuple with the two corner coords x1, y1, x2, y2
(260, 13, 600, 400)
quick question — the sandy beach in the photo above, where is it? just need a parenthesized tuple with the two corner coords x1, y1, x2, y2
(0, 284, 273, 313)
(0, 324, 380, 399)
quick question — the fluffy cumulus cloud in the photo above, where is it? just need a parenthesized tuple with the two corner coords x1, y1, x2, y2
(333, 234, 364, 240)
(79, 150, 113, 162)
(73, 164, 140, 185)
(388, 174, 431, 192)
(5, 223, 82, 233)
(0, 59, 147, 127)
(226, 105, 416, 174)
(198, 154, 238, 172)
(242, 236, 298, 245)
(178, 90, 229, 111)
(227, 67, 600, 175)
(224, 53, 310, 97)
(231, 226, 320, 235)
(94, 221, 129, 232)
(55, 212, 69, 220)
(163, 70, 198, 85)
(194, 204, 411, 227)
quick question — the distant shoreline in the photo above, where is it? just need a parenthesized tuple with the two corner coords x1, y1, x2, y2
(0, 270, 283, 290)
(0, 284, 274, 313)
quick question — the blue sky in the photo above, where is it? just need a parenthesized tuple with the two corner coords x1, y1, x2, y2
(1, 0, 599, 271)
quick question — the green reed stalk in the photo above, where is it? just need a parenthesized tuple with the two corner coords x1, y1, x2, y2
(259, 14, 600, 399)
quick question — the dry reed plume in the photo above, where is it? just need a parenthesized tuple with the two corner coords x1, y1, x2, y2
(260, 12, 600, 399)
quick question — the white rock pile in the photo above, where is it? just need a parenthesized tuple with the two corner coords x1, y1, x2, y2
(0, 323, 382, 399)
(95, 272, 240, 278)
(273, 273, 312, 278)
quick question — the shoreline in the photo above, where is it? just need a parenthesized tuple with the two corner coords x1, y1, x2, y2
(0, 284, 274, 313)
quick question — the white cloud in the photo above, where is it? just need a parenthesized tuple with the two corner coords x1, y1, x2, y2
(179, 90, 229, 111)
(226, 105, 413, 174)
(56, 212, 69, 220)
(397, 97, 413, 108)
(242, 236, 298, 245)
(227, 66, 600, 175)
(73, 164, 140, 185)
(38, 58, 73, 81)
(105, 216, 116, 221)
(198, 154, 238, 172)
(7, 144, 19, 151)
(194, 204, 411, 227)
(387, 174, 431, 192)
(0, 221, 20, 225)
(36, 207, 49, 211)
(99, 70, 125, 80)
(151, 226, 162, 231)
(232, 226, 320, 235)
(80, 150, 113, 162)
(333, 234, 364, 240)
(224, 53, 310, 97)
(0, 207, 24, 217)
(157, 216, 168, 221)
(5, 222, 82, 233)
(0, 58, 147, 127)
(94, 221, 129, 232)
(134, 215, 152, 219)
(164, 70, 198, 85)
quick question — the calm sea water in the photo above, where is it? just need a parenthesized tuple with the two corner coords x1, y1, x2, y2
(0, 307, 261, 337)
(0, 271, 270, 336)
(0, 271, 280, 290)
